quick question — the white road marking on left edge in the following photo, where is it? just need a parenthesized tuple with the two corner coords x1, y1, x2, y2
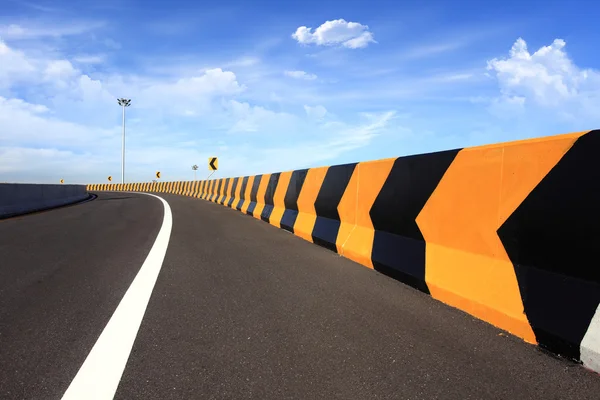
(61, 193, 173, 400)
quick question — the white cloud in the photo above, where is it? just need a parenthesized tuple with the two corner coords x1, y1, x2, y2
(250, 110, 398, 173)
(284, 70, 317, 80)
(0, 96, 116, 147)
(226, 100, 298, 133)
(0, 144, 126, 184)
(133, 68, 246, 115)
(432, 73, 474, 82)
(0, 147, 76, 174)
(0, 38, 251, 122)
(487, 37, 600, 109)
(223, 56, 260, 68)
(103, 38, 121, 50)
(304, 105, 327, 119)
(401, 42, 466, 60)
(44, 59, 78, 80)
(0, 24, 31, 39)
(0, 97, 49, 114)
(1, 40, 102, 95)
(485, 38, 600, 129)
(0, 22, 105, 39)
(332, 111, 397, 149)
(292, 19, 376, 49)
(0, 34, 406, 182)
(18, 2, 58, 12)
(0, 40, 36, 87)
(162, 68, 244, 96)
(73, 54, 105, 64)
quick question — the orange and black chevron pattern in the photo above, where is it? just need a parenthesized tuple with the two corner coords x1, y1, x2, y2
(87, 129, 600, 370)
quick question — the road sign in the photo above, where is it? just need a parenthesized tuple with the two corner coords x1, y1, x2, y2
(209, 157, 218, 171)
(156, 171, 161, 179)
(108, 176, 112, 182)
(60, 179, 64, 184)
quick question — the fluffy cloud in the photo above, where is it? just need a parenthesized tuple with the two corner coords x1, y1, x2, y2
(1, 39, 246, 116)
(0, 29, 401, 183)
(0, 40, 36, 87)
(292, 19, 376, 49)
(226, 100, 299, 133)
(1, 40, 104, 97)
(303, 105, 327, 119)
(284, 70, 317, 80)
(44, 60, 79, 84)
(487, 37, 600, 117)
(0, 96, 117, 148)
(135, 68, 246, 114)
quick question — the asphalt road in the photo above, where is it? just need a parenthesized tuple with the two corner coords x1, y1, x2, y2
(1, 191, 599, 399)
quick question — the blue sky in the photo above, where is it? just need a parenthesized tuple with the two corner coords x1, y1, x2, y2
(1, 0, 599, 184)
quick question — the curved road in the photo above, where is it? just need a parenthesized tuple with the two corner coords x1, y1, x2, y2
(0, 192, 599, 399)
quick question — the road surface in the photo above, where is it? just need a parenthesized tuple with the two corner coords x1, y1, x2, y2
(0, 191, 598, 399)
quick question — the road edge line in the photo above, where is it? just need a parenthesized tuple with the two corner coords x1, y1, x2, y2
(61, 193, 173, 400)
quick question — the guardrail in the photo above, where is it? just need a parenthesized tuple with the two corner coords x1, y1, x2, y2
(0, 183, 90, 219)
(88, 129, 600, 373)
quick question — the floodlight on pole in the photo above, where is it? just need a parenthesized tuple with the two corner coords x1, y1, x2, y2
(117, 98, 131, 184)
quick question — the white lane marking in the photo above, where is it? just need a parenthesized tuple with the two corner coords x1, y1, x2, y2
(581, 304, 600, 374)
(61, 193, 173, 400)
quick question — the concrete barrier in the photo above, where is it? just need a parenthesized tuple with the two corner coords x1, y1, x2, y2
(87, 129, 600, 373)
(0, 183, 90, 219)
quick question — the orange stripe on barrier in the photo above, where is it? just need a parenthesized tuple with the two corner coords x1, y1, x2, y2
(253, 174, 270, 218)
(269, 171, 292, 228)
(207, 180, 215, 200)
(417, 131, 586, 344)
(235, 177, 243, 205)
(198, 181, 205, 199)
(216, 179, 223, 201)
(223, 178, 232, 205)
(240, 176, 255, 214)
(337, 158, 395, 268)
(294, 167, 329, 243)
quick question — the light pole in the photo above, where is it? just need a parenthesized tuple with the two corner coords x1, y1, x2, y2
(117, 98, 131, 184)
(192, 164, 198, 181)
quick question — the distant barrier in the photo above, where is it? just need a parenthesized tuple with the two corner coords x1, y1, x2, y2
(0, 184, 90, 219)
(88, 129, 600, 373)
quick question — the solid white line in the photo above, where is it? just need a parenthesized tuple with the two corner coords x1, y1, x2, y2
(61, 193, 173, 400)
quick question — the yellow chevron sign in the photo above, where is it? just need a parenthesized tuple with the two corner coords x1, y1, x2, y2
(108, 176, 112, 182)
(156, 171, 161, 179)
(209, 157, 218, 171)
(60, 179, 64, 184)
